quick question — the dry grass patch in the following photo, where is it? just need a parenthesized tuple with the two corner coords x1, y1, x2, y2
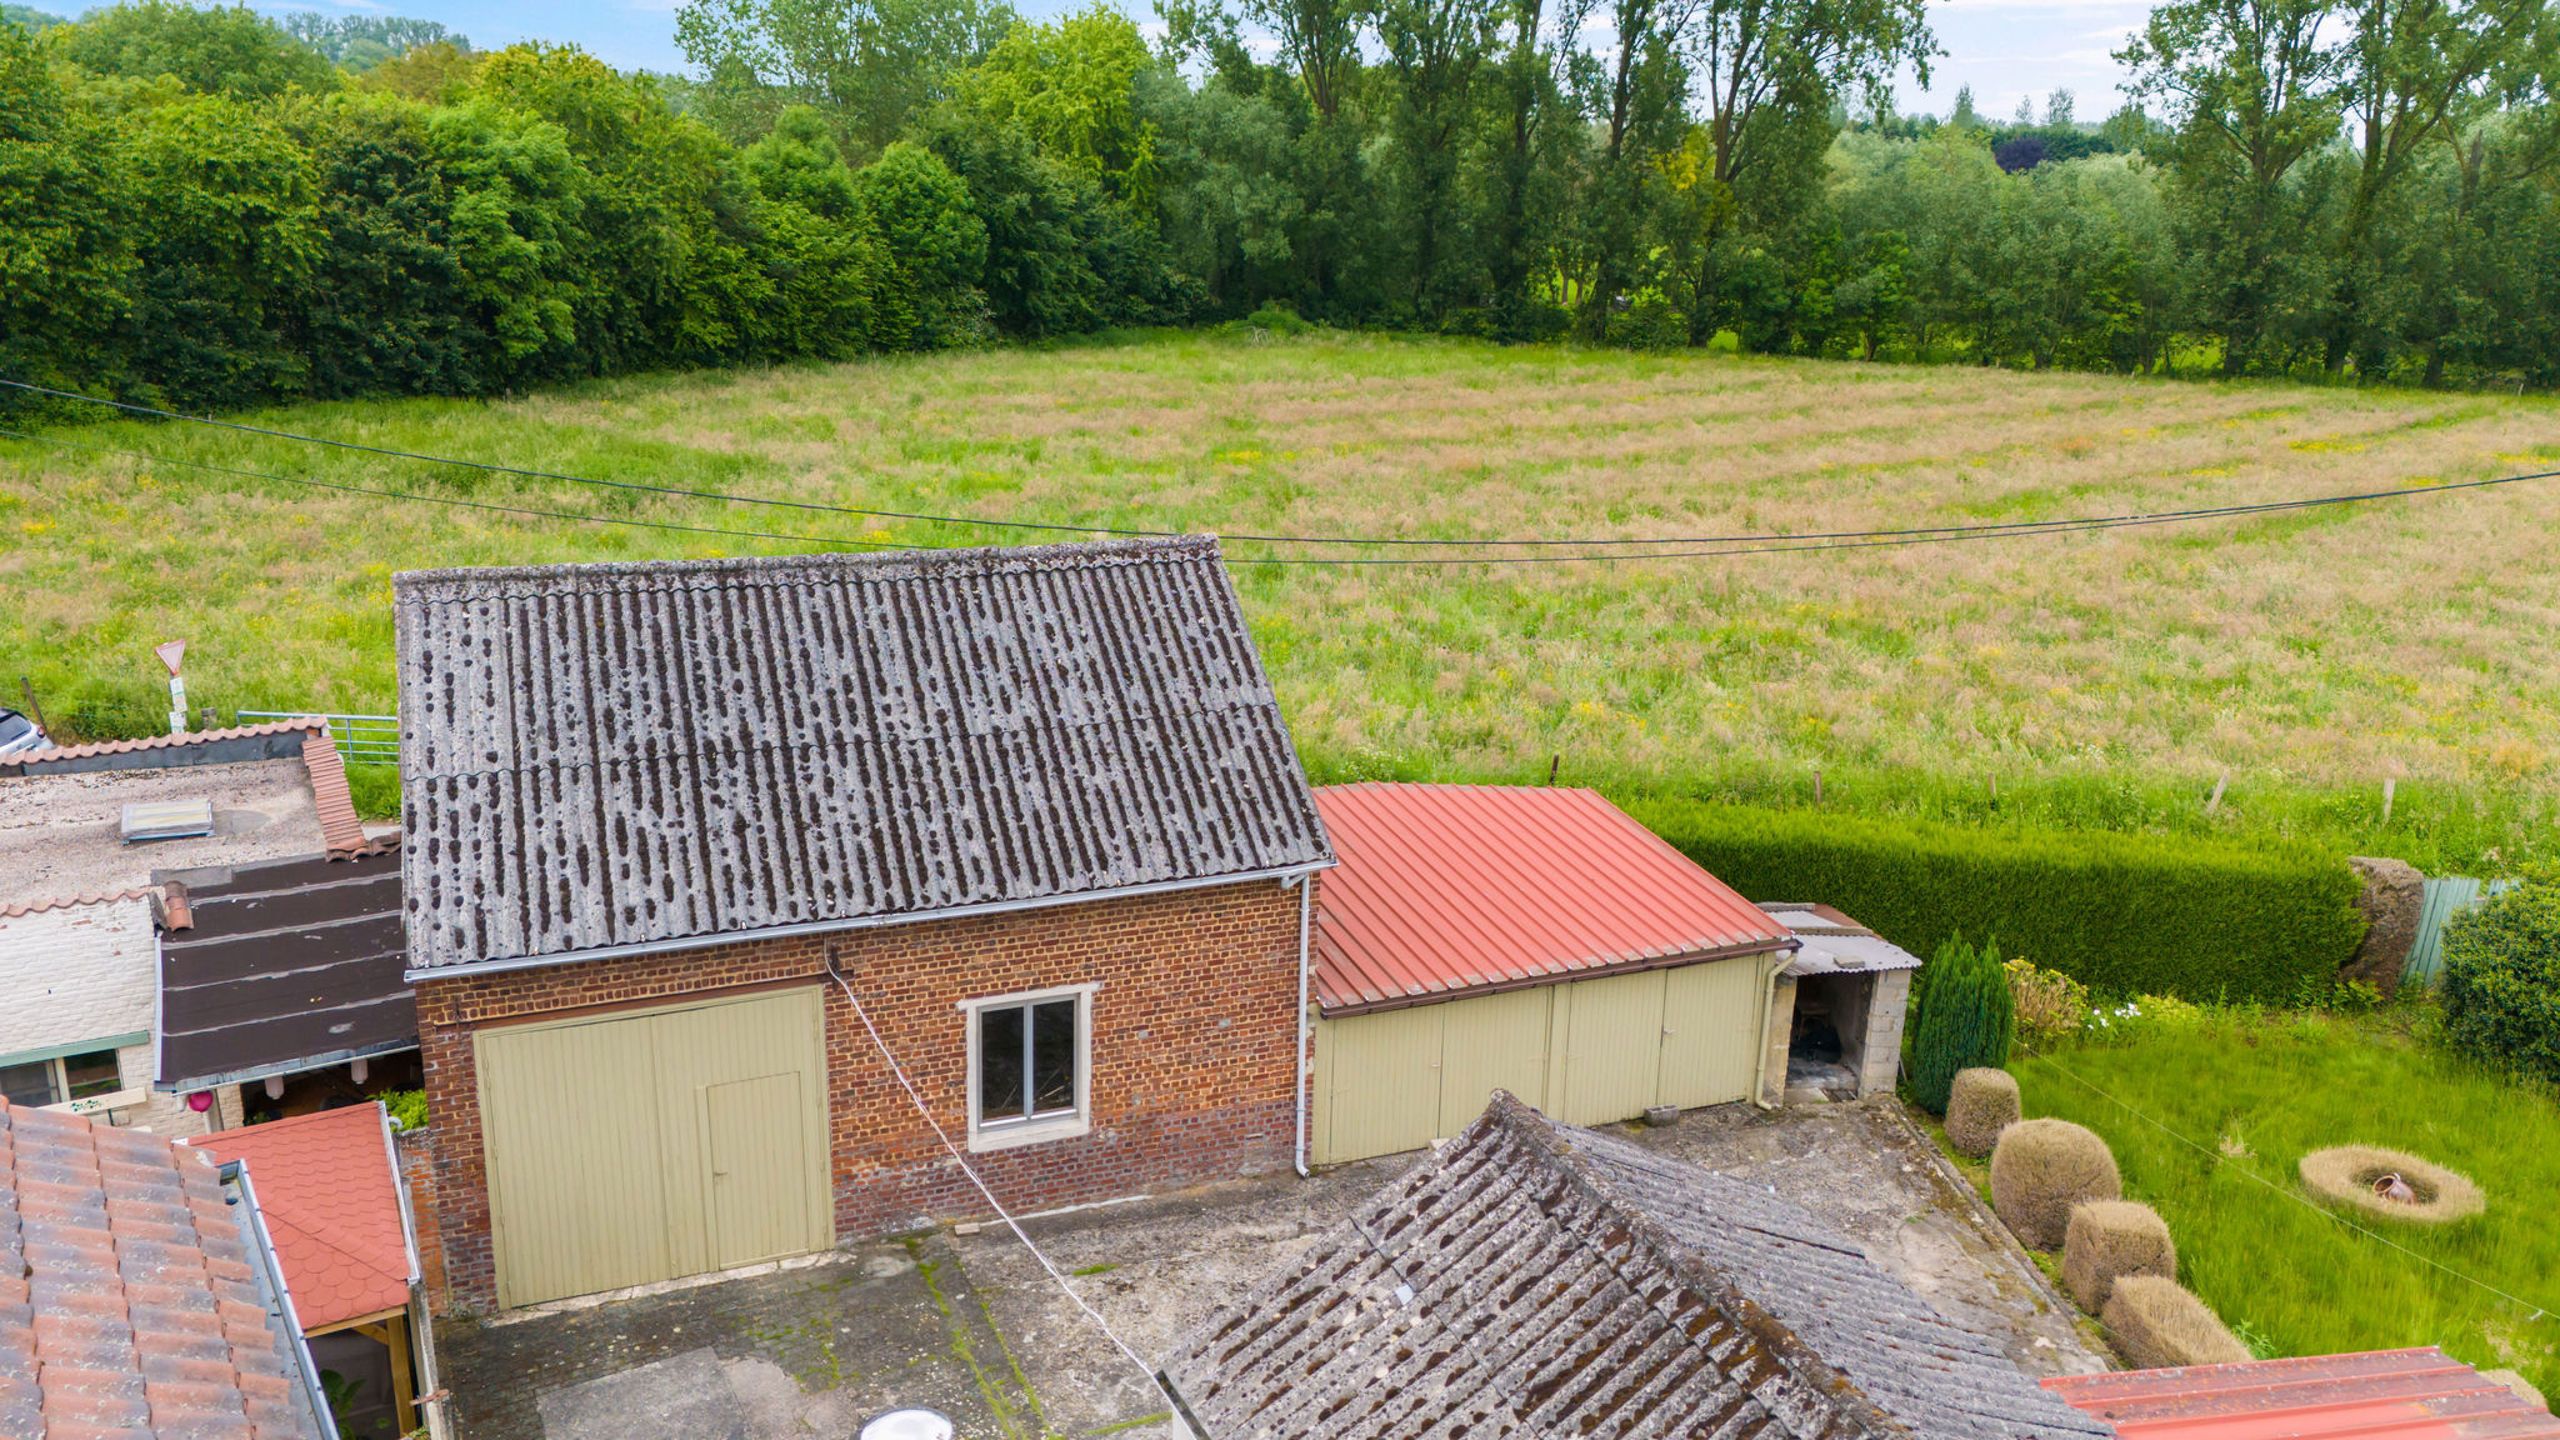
(2299, 1145, 2486, 1224)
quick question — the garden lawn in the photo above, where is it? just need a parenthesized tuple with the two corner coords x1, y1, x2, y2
(6, 329, 2559, 862)
(2014, 1010, 2559, 1397)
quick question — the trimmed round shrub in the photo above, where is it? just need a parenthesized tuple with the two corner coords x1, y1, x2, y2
(2061, 1200, 2175, 1313)
(1907, 936, 2016, 1115)
(2441, 866, 2560, 1084)
(2298, 1145, 2484, 1224)
(1989, 1118, 2121, 1250)
(2101, 1275, 2252, 1369)
(1944, 1068, 2020, 1157)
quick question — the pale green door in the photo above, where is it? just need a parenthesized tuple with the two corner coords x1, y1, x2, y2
(1553, 971, 1670, 1125)
(1657, 957, 1769, 1108)
(478, 987, 832, 1308)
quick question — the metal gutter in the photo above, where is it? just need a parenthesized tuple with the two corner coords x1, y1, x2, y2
(406, 861, 1336, 984)
(222, 1158, 342, 1439)
(1291, 873, 1313, 1178)
(156, 1036, 422, 1095)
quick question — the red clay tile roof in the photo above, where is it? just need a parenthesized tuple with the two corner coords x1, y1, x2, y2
(16, 718, 332, 765)
(1310, 784, 1795, 1015)
(183, 1105, 412, 1333)
(0, 888, 156, 920)
(2045, 1348, 2560, 1440)
(294, 730, 369, 858)
(0, 1097, 326, 1439)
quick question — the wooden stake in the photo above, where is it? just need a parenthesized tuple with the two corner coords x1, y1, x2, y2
(2205, 772, 2228, 815)
(1813, 767, 1824, 804)
(1547, 753, 1560, 786)
(2382, 777, 2397, 826)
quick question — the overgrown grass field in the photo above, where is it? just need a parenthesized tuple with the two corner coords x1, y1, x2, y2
(5, 329, 2557, 863)
(2016, 1011, 2560, 1397)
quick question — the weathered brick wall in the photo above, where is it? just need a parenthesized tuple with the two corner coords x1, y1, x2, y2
(416, 876, 1309, 1315)
(395, 1128, 447, 1315)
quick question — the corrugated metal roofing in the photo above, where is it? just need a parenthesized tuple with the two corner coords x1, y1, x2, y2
(1760, 903, 1926, 978)
(1310, 784, 1794, 1015)
(393, 538, 1332, 973)
(0, 1098, 329, 1439)
(2046, 1349, 2560, 1440)
(157, 851, 413, 1093)
(184, 1105, 413, 1333)
(1162, 1091, 2113, 1440)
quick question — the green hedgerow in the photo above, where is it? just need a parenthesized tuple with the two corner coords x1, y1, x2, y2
(1906, 935, 2016, 1115)
(2441, 865, 2560, 1083)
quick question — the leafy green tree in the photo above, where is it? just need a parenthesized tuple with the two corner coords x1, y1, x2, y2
(0, 24, 135, 404)
(2441, 865, 2560, 1085)
(743, 102, 864, 217)
(953, 4, 1160, 209)
(673, 0, 1018, 149)
(853, 138, 989, 345)
(49, 0, 340, 100)
(3, 4, 65, 33)
(120, 91, 323, 406)
(281, 13, 470, 71)
(1373, 0, 1499, 313)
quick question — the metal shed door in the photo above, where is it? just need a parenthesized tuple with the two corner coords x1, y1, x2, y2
(477, 987, 832, 1308)
(1657, 957, 1767, 1108)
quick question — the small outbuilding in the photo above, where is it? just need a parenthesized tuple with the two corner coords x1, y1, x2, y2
(1307, 783, 1798, 1164)
(1755, 902, 1923, 1102)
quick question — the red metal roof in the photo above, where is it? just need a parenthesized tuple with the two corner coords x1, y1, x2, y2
(2045, 1349, 2560, 1440)
(184, 1104, 414, 1332)
(1310, 784, 1795, 1015)
(0, 1097, 326, 1438)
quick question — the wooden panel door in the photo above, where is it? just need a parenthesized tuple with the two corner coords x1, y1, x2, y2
(702, 1071, 820, 1271)
(1314, 1006, 1444, 1165)
(1435, 988, 1554, 1136)
(1657, 957, 1768, 1109)
(1553, 971, 1668, 1126)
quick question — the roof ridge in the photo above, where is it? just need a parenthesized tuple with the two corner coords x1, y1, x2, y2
(4, 717, 328, 767)
(0, 887, 157, 919)
(392, 535, 1218, 595)
(1484, 1092, 1912, 1440)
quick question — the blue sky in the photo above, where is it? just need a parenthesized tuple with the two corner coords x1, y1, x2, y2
(220, 0, 2148, 122)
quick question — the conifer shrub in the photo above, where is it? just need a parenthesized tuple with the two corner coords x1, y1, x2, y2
(1906, 936, 2015, 1115)
(2062, 1200, 2175, 1312)
(1990, 1117, 2120, 1250)
(2101, 1275, 2253, 1368)
(1944, 1067, 2020, 1157)
(2440, 865, 2560, 1084)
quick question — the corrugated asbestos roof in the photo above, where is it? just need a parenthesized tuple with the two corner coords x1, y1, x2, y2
(1310, 784, 1794, 1014)
(1760, 903, 1925, 979)
(158, 851, 413, 1093)
(393, 538, 1331, 973)
(184, 1105, 413, 1333)
(0, 1098, 328, 1439)
(2046, 1349, 2560, 1440)
(1163, 1092, 2114, 1440)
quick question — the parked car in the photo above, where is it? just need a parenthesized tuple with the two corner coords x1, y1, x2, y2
(0, 707, 51, 758)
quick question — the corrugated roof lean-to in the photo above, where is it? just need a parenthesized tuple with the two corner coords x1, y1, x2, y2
(393, 538, 1332, 973)
(2046, 1349, 2560, 1440)
(1310, 783, 1795, 1014)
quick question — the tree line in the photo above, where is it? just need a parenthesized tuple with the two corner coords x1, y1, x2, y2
(3, 0, 2557, 416)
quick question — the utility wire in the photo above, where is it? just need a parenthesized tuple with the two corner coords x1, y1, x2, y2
(2016, 1038, 2553, 1323)
(8, 375, 2555, 556)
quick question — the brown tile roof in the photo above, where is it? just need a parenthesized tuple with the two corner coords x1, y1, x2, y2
(294, 730, 369, 858)
(0, 1098, 329, 1439)
(0, 888, 156, 921)
(15, 719, 332, 766)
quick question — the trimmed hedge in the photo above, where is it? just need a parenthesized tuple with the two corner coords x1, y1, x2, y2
(1622, 797, 2365, 1002)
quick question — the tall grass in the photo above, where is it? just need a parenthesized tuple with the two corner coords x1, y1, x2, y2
(3, 329, 2555, 861)
(2017, 1011, 2560, 1396)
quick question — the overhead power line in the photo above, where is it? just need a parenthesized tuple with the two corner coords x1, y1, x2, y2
(8, 375, 2555, 558)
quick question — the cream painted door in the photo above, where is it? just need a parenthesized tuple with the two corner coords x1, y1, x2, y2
(1657, 957, 1768, 1108)
(1435, 988, 1552, 1134)
(1553, 971, 1670, 1126)
(1314, 1005, 1444, 1164)
(477, 987, 832, 1308)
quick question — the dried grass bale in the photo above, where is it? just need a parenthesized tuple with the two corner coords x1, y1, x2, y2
(2061, 1200, 2176, 1313)
(1990, 1117, 2121, 1250)
(1944, 1067, 2022, 1157)
(2101, 1275, 2254, 1369)
(2298, 1145, 2485, 1224)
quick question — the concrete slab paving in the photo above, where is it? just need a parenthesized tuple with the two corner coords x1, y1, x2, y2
(535, 1347, 742, 1440)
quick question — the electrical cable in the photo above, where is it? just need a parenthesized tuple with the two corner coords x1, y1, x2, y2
(2014, 1037, 2552, 1322)
(8, 375, 2555, 557)
(821, 949, 1190, 1424)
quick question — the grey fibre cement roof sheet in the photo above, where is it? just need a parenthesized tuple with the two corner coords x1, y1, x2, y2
(392, 537, 1332, 971)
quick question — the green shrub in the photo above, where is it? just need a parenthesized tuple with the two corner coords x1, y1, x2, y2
(2440, 865, 2560, 1084)
(1906, 935, 2015, 1114)
(381, 1088, 430, 1131)
(1623, 797, 2365, 1002)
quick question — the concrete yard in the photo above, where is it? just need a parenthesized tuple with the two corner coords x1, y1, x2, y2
(439, 1099, 2109, 1439)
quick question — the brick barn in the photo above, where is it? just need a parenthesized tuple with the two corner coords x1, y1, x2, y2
(394, 538, 1334, 1314)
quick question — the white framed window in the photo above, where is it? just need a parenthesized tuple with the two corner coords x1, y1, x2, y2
(960, 983, 1096, 1152)
(1, 1046, 128, 1110)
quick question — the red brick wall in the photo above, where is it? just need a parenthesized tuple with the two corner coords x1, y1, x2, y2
(415, 877, 1309, 1315)
(394, 1128, 447, 1315)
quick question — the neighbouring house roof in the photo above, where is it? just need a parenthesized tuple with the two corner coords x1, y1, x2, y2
(2046, 1350, 2560, 1440)
(1163, 1091, 2113, 1440)
(0, 1097, 332, 1439)
(183, 1104, 415, 1334)
(157, 850, 413, 1094)
(1308, 784, 1795, 1015)
(1759, 902, 1926, 978)
(0, 892, 158, 1071)
(0, 724, 366, 909)
(392, 538, 1332, 975)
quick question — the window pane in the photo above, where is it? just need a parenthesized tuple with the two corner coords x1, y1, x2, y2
(63, 1050, 123, 1100)
(980, 1005, 1026, 1123)
(1030, 1000, 1078, 1116)
(0, 1061, 54, 1107)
